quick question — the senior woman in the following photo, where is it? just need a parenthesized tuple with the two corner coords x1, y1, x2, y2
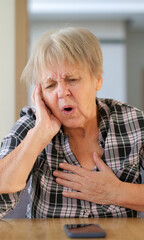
(0, 27, 144, 218)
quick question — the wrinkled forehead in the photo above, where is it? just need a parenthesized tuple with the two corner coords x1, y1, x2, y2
(40, 62, 84, 82)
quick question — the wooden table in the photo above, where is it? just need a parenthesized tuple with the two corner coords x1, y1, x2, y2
(0, 218, 144, 240)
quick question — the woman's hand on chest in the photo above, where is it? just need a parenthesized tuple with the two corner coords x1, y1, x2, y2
(53, 152, 122, 205)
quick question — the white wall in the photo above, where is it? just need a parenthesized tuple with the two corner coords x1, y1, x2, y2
(98, 43, 126, 101)
(0, 1, 15, 142)
(28, 20, 127, 105)
(126, 28, 144, 110)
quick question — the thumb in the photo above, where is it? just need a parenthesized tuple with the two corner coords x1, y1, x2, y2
(93, 152, 107, 172)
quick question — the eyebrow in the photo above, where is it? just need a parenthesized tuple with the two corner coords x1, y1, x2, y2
(45, 78, 55, 82)
(44, 74, 77, 83)
(42, 78, 55, 86)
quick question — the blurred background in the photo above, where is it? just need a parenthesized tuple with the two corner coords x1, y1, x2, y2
(0, 0, 144, 142)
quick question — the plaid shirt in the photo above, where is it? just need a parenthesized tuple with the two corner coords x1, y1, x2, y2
(0, 98, 144, 218)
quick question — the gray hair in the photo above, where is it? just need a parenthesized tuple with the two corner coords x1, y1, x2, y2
(21, 27, 103, 83)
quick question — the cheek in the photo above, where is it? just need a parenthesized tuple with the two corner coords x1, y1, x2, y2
(42, 92, 52, 106)
(43, 92, 57, 111)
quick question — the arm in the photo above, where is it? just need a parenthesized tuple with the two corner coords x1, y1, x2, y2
(117, 181, 144, 212)
(53, 152, 144, 212)
(0, 127, 49, 193)
(0, 84, 61, 193)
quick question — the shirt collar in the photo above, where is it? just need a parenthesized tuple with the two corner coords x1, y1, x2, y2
(96, 98, 110, 145)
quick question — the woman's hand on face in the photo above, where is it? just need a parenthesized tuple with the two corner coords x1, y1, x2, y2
(53, 152, 122, 205)
(32, 83, 61, 143)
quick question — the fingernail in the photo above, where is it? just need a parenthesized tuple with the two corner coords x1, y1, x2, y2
(93, 152, 96, 157)
(59, 163, 64, 168)
(53, 170, 57, 176)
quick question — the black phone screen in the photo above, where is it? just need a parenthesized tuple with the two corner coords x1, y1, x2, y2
(65, 223, 105, 233)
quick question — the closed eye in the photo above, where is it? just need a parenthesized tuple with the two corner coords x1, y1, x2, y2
(67, 76, 81, 83)
(46, 83, 56, 89)
(68, 79, 78, 83)
(69, 79, 76, 81)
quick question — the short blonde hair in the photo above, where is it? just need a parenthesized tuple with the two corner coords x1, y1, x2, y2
(21, 27, 103, 83)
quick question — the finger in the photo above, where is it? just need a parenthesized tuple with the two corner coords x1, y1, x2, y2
(31, 85, 37, 105)
(93, 152, 108, 172)
(53, 170, 81, 183)
(35, 84, 52, 114)
(32, 84, 41, 108)
(34, 85, 49, 115)
(56, 178, 81, 191)
(59, 163, 88, 177)
(35, 83, 43, 107)
(62, 191, 85, 200)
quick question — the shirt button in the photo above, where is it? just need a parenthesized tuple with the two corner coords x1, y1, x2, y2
(84, 209, 88, 213)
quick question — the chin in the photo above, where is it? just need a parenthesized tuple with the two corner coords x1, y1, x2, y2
(62, 119, 84, 129)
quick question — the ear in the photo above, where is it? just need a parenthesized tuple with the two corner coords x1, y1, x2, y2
(94, 74, 103, 92)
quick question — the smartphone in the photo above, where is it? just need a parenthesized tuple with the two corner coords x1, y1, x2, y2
(64, 223, 106, 238)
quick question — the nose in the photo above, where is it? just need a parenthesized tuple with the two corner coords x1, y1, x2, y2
(57, 82, 70, 99)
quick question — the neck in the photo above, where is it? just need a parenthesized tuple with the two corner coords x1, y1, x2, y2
(63, 107, 99, 141)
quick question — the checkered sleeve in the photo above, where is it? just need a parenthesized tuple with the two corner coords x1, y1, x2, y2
(0, 106, 36, 218)
(137, 109, 144, 169)
(140, 139, 144, 169)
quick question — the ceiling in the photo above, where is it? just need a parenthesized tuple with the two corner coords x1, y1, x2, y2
(28, 0, 144, 29)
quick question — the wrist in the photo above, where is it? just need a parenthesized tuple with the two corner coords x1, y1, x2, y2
(28, 126, 53, 150)
(114, 181, 131, 207)
(111, 179, 124, 206)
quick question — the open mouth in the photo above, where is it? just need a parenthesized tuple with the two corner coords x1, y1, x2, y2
(64, 107, 73, 112)
(62, 106, 75, 115)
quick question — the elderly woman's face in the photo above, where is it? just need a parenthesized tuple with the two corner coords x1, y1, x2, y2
(41, 63, 102, 129)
